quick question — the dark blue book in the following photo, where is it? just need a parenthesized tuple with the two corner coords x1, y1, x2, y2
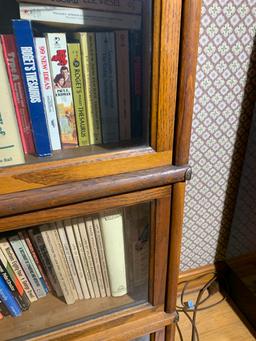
(12, 19, 51, 157)
(0, 276, 22, 317)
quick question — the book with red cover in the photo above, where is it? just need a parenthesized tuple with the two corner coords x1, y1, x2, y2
(0, 34, 35, 155)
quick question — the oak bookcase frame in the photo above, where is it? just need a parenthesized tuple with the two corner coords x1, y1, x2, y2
(0, 0, 201, 340)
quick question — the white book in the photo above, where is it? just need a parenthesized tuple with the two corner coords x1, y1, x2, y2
(0, 237, 37, 303)
(34, 37, 61, 151)
(100, 210, 127, 297)
(40, 224, 76, 304)
(64, 219, 90, 299)
(93, 217, 111, 297)
(56, 221, 83, 300)
(28, 229, 62, 297)
(85, 217, 106, 297)
(72, 218, 94, 298)
(79, 217, 100, 298)
(19, 3, 141, 30)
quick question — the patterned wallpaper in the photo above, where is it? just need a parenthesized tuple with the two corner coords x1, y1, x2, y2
(180, 0, 256, 271)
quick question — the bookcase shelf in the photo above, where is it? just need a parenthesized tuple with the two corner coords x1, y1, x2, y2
(0, 0, 201, 340)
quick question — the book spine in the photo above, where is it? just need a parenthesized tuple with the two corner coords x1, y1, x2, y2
(64, 220, 90, 299)
(93, 217, 111, 297)
(77, 32, 102, 145)
(0, 299, 10, 316)
(18, 232, 48, 294)
(0, 35, 34, 155)
(77, 217, 100, 298)
(19, 4, 142, 30)
(18, 0, 143, 14)
(21, 230, 52, 292)
(96, 32, 119, 144)
(45, 33, 78, 148)
(0, 40, 25, 168)
(39, 224, 76, 304)
(100, 210, 127, 297)
(28, 229, 62, 297)
(129, 31, 142, 139)
(0, 250, 30, 311)
(12, 19, 52, 157)
(34, 37, 61, 151)
(0, 276, 22, 317)
(8, 235, 46, 299)
(85, 217, 106, 297)
(68, 43, 90, 146)
(72, 218, 94, 298)
(115, 31, 131, 141)
(56, 221, 83, 300)
(0, 238, 37, 303)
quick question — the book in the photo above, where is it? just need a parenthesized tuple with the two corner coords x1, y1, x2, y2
(28, 228, 62, 297)
(0, 249, 30, 311)
(19, 4, 142, 30)
(64, 220, 90, 299)
(129, 31, 142, 139)
(39, 224, 76, 304)
(78, 217, 100, 298)
(115, 31, 131, 141)
(0, 312, 3, 320)
(96, 32, 119, 144)
(72, 218, 95, 298)
(12, 19, 52, 157)
(0, 40, 25, 168)
(18, 0, 143, 14)
(74, 32, 102, 145)
(34, 37, 61, 151)
(46, 33, 78, 148)
(100, 210, 127, 297)
(68, 43, 90, 146)
(0, 299, 10, 316)
(93, 217, 111, 297)
(8, 234, 46, 299)
(56, 221, 83, 300)
(0, 34, 34, 155)
(0, 275, 22, 317)
(85, 217, 106, 297)
(0, 237, 37, 303)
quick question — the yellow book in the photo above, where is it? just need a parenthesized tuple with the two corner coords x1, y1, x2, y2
(0, 41, 24, 167)
(74, 32, 102, 145)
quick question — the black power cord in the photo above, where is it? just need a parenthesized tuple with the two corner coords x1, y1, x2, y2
(176, 272, 227, 341)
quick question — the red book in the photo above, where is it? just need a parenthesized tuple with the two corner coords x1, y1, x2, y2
(0, 34, 35, 154)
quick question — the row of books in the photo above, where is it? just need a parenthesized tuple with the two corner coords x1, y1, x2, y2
(0, 1, 143, 167)
(0, 204, 149, 319)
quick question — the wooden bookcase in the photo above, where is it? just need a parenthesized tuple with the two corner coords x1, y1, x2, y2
(0, 0, 201, 340)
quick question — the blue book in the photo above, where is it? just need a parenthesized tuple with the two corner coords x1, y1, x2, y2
(12, 19, 51, 157)
(0, 276, 22, 317)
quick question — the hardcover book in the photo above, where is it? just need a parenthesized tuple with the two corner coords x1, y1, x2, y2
(0, 41, 25, 168)
(46, 33, 78, 148)
(0, 34, 34, 155)
(12, 19, 52, 157)
(68, 43, 90, 146)
(34, 37, 61, 151)
(0, 276, 22, 317)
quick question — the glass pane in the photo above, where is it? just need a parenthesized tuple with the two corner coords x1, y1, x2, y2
(0, 0, 152, 168)
(0, 202, 151, 339)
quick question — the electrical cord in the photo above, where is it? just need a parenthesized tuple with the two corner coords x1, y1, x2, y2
(175, 271, 228, 341)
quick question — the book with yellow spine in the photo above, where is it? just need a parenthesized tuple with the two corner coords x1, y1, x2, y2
(68, 43, 90, 146)
(74, 32, 102, 145)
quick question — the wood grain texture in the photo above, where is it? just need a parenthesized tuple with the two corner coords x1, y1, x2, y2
(174, 0, 202, 165)
(156, 0, 182, 152)
(0, 186, 172, 232)
(0, 165, 188, 218)
(0, 149, 172, 195)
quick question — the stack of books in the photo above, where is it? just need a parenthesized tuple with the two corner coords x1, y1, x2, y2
(0, 0, 144, 167)
(0, 204, 149, 319)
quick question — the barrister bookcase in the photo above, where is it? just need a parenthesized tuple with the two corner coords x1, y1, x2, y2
(0, 0, 201, 340)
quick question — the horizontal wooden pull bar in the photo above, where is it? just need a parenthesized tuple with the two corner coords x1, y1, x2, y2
(0, 165, 189, 218)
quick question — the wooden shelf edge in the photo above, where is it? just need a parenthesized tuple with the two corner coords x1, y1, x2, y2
(0, 165, 189, 218)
